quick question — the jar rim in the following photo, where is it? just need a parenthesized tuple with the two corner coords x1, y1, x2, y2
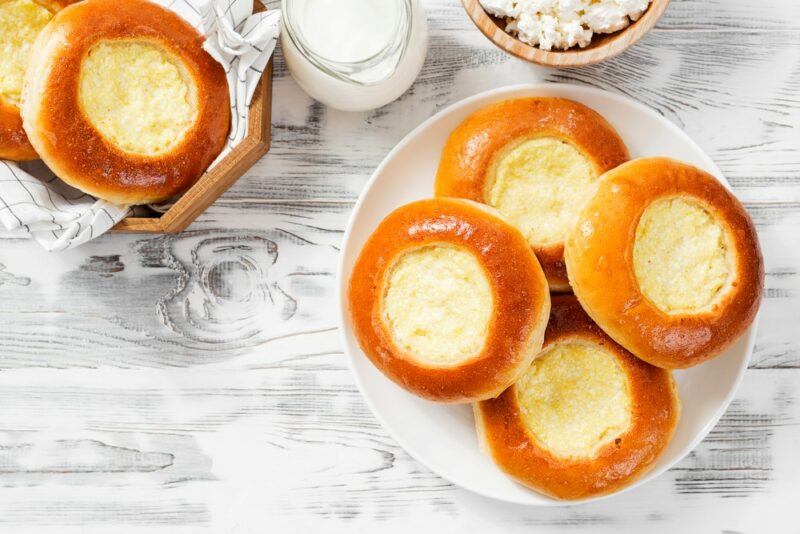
(280, 0, 414, 86)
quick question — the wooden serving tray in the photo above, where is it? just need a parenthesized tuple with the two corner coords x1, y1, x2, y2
(112, 4, 272, 234)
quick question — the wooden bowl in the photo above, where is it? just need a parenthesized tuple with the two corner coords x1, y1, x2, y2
(112, 0, 272, 233)
(461, 0, 671, 67)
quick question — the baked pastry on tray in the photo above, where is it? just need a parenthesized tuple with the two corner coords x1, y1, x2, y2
(565, 158, 764, 369)
(22, 0, 230, 204)
(348, 198, 551, 403)
(0, 0, 76, 161)
(435, 97, 629, 291)
(475, 295, 680, 500)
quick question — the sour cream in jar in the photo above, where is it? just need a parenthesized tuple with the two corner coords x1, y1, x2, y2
(280, 0, 428, 112)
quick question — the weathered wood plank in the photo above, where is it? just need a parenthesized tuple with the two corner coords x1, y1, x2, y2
(0, 364, 794, 530)
(0, 203, 346, 367)
(0, 200, 795, 368)
(420, 0, 800, 32)
(227, 28, 800, 206)
(656, 0, 800, 32)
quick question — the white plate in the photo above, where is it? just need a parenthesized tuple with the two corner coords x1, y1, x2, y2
(336, 83, 756, 506)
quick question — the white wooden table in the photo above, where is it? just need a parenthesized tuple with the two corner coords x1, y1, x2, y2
(1, 0, 798, 531)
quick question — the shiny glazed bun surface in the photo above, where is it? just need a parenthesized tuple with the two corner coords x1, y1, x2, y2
(435, 97, 629, 291)
(0, 0, 76, 161)
(565, 158, 764, 369)
(348, 198, 551, 403)
(21, 0, 230, 204)
(475, 295, 680, 500)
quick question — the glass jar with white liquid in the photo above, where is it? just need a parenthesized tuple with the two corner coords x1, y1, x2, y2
(280, 0, 428, 112)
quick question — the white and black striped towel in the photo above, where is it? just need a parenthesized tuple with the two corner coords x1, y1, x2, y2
(0, 0, 280, 251)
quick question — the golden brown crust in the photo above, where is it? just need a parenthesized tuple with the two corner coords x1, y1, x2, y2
(475, 295, 680, 500)
(0, 0, 77, 161)
(565, 158, 764, 369)
(21, 0, 230, 204)
(348, 198, 551, 403)
(0, 97, 37, 161)
(434, 97, 630, 291)
(32, 0, 73, 10)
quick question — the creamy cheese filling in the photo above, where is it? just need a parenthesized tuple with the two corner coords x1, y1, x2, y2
(634, 196, 734, 314)
(486, 136, 596, 247)
(381, 244, 493, 366)
(0, 0, 53, 107)
(79, 40, 198, 155)
(516, 341, 632, 459)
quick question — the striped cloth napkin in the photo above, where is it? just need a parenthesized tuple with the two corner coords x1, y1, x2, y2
(0, 0, 280, 251)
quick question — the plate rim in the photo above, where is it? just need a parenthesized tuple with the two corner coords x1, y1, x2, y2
(335, 82, 756, 506)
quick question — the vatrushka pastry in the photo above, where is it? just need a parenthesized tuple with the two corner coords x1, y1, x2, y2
(475, 295, 680, 500)
(348, 198, 551, 403)
(22, 0, 230, 204)
(565, 158, 764, 369)
(435, 97, 629, 291)
(0, 0, 76, 161)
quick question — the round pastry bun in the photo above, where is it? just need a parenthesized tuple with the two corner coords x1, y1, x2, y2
(435, 97, 629, 291)
(348, 198, 551, 403)
(21, 0, 230, 204)
(0, 0, 76, 161)
(565, 158, 764, 369)
(474, 295, 681, 500)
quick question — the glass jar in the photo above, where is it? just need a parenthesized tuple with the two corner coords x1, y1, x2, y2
(280, 0, 428, 112)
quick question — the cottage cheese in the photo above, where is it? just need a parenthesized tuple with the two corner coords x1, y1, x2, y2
(479, 0, 651, 51)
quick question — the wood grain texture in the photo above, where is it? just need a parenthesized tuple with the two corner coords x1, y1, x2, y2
(0, 0, 797, 531)
(239, 7, 800, 204)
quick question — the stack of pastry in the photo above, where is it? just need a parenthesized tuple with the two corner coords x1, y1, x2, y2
(1, 0, 229, 204)
(348, 97, 764, 500)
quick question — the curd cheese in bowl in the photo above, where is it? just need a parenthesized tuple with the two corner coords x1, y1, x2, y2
(479, 0, 652, 51)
